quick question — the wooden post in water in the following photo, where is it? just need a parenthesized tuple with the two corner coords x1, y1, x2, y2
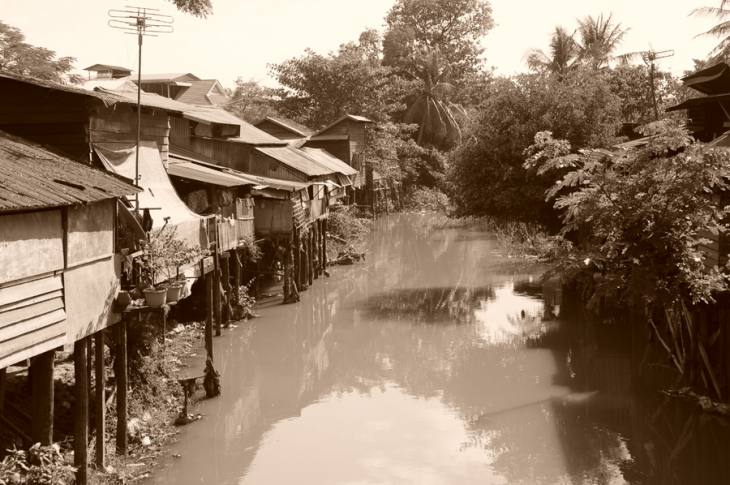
(94, 332, 106, 468)
(205, 270, 214, 360)
(115, 321, 128, 456)
(308, 227, 314, 287)
(221, 251, 231, 327)
(30, 349, 55, 445)
(322, 218, 328, 271)
(74, 338, 89, 485)
(232, 250, 241, 307)
(214, 250, 222, 336)
(313, 222, 319, 279)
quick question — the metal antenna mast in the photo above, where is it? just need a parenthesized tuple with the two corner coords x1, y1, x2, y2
(642, 49, 674, 121)
(108, 6, 173, 213)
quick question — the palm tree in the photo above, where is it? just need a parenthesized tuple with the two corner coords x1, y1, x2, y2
(575, 13, 629, 68)
(693, 1, 730, 61)
(526, 26, 579, 75)
(403, 49, 464, 150)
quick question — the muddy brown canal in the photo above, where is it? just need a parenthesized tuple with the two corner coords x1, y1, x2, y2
(149, 214, 730, 485)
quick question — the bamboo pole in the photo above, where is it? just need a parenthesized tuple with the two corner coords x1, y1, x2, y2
(214, 249, 222, 337)
(322, 219, 328, 270)
(221, 251, 231, 328)
(74, 338, 89, 485)
(95, 332, 106, 468)
(205, 271, 214, 361)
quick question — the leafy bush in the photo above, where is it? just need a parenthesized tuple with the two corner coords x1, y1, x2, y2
(404, 186, 450, 212)
(529, 121, 730, 307)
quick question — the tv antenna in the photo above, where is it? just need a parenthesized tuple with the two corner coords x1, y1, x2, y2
(108, 6, 174, 212)
(617, 48, 674, 121)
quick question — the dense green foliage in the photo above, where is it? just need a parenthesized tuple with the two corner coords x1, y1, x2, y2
(382, 0, 493, 82)
(447, 68, 622, 227)
(0, 22, 79, 83)
(270, 31, 410, 129)
(528, 122, 730, 308)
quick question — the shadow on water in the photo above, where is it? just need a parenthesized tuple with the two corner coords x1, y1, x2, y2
(146, 213, 730, 485)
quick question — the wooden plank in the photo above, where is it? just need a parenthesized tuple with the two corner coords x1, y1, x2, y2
(0, 274, 63, 307)
(74, 338, 89, 485)
(0, 297, 64, 328)
(0, 331, 65, 370)
(0, 289, 63, 313)
(0, 307, 66, 343)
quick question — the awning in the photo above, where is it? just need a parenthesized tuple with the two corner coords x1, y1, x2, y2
(169, 150, 308, 192)
(167, 156, 255, 187)
(666, 93, 730, 112)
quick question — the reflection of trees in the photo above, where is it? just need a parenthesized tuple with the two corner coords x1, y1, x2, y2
(361, 286, 496, 323)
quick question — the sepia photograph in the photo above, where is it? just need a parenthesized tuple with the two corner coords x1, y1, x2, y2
(1, 0, 730, 483)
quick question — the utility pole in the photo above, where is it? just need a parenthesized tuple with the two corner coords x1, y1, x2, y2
(108, 6, 173, 213)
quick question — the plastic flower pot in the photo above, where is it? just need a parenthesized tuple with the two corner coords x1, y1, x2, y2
(166, 283, 184, 303)
(143, 288, 167, 308)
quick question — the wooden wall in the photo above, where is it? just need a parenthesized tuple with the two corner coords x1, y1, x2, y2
(89, 104, 171, 162)
(0, 80, 89, 161)
(0, 210, 66, 368)
(254, 198, 293, 236)
(63, 200, 118, 343)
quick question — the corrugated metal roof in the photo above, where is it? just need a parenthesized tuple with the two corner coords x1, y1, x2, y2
(169, 151, 307, 192)
(175, 80, 230, 106)
(84, 63, 132, 73)
(167, 157, 254, 187)
(307, 134, 349, 142)
(255, 146, 332, 177)
(229, 123, 289, 146)
(259, 116, 315, 137)
(300, 147, 358, 176)
(139, 73, 200, 82)
(666, 93, 730, 112)
(0, 131, 140, 213)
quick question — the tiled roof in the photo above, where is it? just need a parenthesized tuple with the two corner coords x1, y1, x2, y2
(0, 131, 139, 213)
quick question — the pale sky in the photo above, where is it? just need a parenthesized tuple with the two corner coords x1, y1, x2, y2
(2, 0, 722, 88)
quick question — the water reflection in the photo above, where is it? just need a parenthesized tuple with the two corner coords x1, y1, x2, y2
(148, 214, 730, 485)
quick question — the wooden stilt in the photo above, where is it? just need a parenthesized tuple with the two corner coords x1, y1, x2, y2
(232, 250, 241, 307)
(31, 350, 55, 445)
(308, 228, 314, 287)
(221, 252, 231, 327)
(214, 251, 222, 337)
(303, 229, 310, 290)
(322, 218, 328, 270)
(116, 321, 127, 456)
(205, 271, 214, 361)
(0, 367, 6, 417)
(94, 332, 106, 469)
(296, 226, 303, 290)
(74, 338, 89, 485)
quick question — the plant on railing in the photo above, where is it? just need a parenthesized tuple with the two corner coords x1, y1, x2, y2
(239, 234, 262, 263)
(139, 226, 208, 287)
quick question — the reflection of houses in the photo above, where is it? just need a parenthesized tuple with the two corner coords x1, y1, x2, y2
(0, 130, 139, 480)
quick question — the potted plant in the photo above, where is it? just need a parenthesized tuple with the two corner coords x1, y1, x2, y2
(139, 226, 207, 307)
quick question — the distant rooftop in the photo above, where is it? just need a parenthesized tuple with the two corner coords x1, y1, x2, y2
(258, 116, 315, 138)
(138, 73, 201, 83)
